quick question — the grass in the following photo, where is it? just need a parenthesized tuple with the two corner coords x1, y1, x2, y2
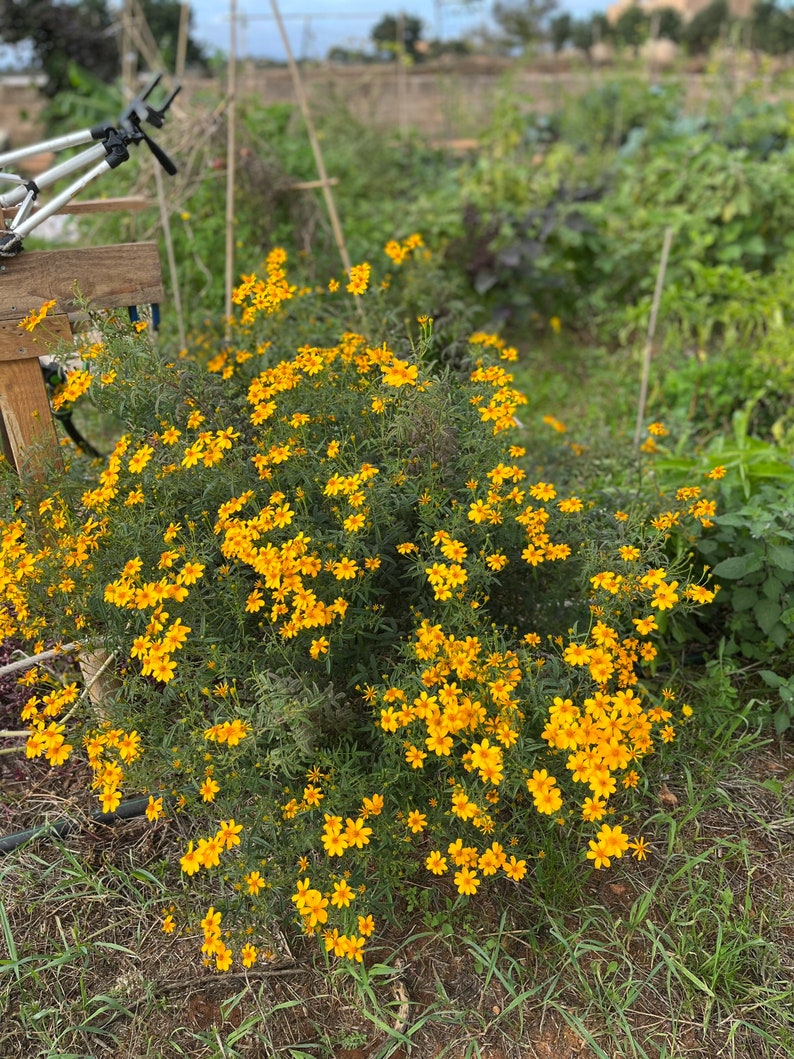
(1, 697, 792, 1059)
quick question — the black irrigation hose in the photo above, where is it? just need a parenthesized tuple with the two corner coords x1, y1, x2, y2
(0, 795, 151, 854)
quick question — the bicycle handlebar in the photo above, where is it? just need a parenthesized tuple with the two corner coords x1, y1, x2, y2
(0, 74, 180, 256)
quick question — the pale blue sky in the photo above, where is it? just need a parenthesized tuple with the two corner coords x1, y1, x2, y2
(190, 1, 605, 60)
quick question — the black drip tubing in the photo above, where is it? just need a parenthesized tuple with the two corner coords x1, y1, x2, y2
(0, 795, 151, 854)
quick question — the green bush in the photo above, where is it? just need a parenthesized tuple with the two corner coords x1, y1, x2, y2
(0, 249, 722, 970)
(656, 410, 794, 731)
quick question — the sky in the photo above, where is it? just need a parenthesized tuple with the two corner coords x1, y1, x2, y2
(188, 0, 604, 61)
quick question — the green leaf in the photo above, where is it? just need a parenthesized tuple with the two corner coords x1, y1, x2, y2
(774, 705, 792, 735)
(763, 576, 785, 600)
(755, 598, 782, 635)
(730, 586, 758, 611)
(770, 623, 788, 649)
(767, 544, 794, 572)
(759, 670, 785, 688)
(712, 554, 757, 579)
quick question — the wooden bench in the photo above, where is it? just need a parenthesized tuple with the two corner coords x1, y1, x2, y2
(0, 241, 163, 476)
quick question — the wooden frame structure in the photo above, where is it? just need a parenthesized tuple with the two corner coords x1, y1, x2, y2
(0, 241, 163, 476)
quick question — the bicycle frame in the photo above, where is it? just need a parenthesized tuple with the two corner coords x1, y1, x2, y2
(0, 75, 180, 257)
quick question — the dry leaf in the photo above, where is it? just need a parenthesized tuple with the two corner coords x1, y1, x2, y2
(658, 783, 679, 808)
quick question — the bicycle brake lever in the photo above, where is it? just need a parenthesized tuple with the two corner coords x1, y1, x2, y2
(138, 128, 177, 176)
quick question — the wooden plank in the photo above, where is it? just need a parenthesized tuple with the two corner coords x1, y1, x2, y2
(0, 243, 164, 320)
(0, 358, 62, 475)
(2, 196, 152, 220)
(0, 314, 73, 362)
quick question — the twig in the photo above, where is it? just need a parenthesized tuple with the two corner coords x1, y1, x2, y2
(154, 965, 304, 995)
(633, 225, 673, 450)
(0, 730, 29, 738)
(0, 644, 78, 678)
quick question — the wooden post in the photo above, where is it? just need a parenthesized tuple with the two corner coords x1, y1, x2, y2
(270, 0, 353, 278)
(0, 242, 164, 476)
(225, 0, 238, 330)
(633, 227, 673, 451)
(0, 316, 72, 475)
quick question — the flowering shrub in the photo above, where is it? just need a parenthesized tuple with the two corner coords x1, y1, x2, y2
(0, 247, 722, 971)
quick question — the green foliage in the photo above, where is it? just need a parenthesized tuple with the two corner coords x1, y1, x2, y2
(656, 411, 794, 731)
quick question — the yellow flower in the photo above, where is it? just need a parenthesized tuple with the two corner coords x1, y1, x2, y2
(217, 818, 243, 849)
(344, 817, 373, 848)
(425, 850, 448, 875)
(245, 870, 266, 895)
(357, 914, 376, 937)
(18, 298, 57, 332)
(453, 866, 480, 896)
(161, 914, 175, 934)
(100, 787, 121, 814)
(215, 944, 233, 972)
(339, 934, 366, 962)
(629, 836, 650, 861)
(331, 879, 355, 908)
(128, 444, 154, 474)
(310, 637, 330, 659)
(346, 262, 371, 296)
(406, 810, 427, 834)
(503, 855, 527, 881)
(241, 942, 258, 967)
(145, 796, 164, 822)
(381, 358, 418, 387)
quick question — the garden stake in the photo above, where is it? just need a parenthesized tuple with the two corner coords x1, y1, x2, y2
(633, 225, 673, 451)
(0, 644, 78, 678)
(269, 0, 354, 282)
(153, 157, 187, 349)
(225, 0, 238, 331)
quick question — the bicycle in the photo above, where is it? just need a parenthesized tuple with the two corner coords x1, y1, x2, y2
(0, 76, 180, 461)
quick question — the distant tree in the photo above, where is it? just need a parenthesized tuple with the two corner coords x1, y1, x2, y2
(569, 12, 611, 56)
(426, 37, 473, 58)
(139, 0, 209, 73)
(492, 0, 559, 52)
(0, 0, 117, 96)
(750, 0, 794, 53)
(0, 0, 208, 96)
(327, 45, 371, 64)
(549, 12, 572, 51)
(652, 6, 683, 42)
(371, 13, 425, 61)
(614, 5, 651, 51)
(682, 0, 730, 53)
